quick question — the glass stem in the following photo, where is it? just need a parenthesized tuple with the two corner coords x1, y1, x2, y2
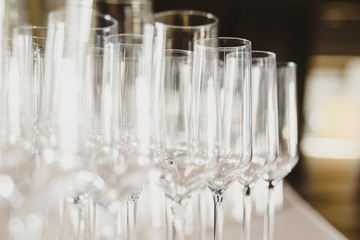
(213, 192, 225, 240)
(168, 199, 188, 240)
(127, 197, 139, 240)
(116, 201, 123, 240)
(88, 197, 96, 240)
(263, 180, 276, 240)
(199, 189, 207, 240)
(166, 198, 171, 240)
(60, 195, 90, 240)
(241, 185, 252, 240)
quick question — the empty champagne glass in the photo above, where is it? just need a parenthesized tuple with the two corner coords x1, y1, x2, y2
(98, 32, 153, 239)
(153, 46, 219, 240)
(262, 62, 298, 240)
(238, 51, 278, 240)
(153, 10, 218, 240)
(36, 8, 119, 239)
(194, 37, 252, 240)
(0, 26, 51, 239)
(0, 38, 13, 240)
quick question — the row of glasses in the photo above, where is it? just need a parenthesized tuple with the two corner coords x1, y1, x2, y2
(0, 1, 155, 238)
(0, 5, 152, 239)
(151, 9, 294, 240)
(0, 5, 299, 240)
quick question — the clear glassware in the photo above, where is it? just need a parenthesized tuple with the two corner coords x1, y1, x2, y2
(97, 32, 153, 240)
(237, 51, 278, 240)
(193, 37, 252, 240)
(0, 26, 52, 239)
(153, 10, 218, 240)
(0, 38, 14, 240)
(0, 39, 12, 148)
(95, 0, 153, 34)
(262, 62, 298, 240)
(153, 46, 219, 240)
(35, 8, 119, 239)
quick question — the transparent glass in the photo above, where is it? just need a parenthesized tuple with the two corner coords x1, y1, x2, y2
(34, 9, 119, 239)
(0, 26, 54, 239)
(153, 10, 218, 240)
(263, 62, 298, 240)
(194, 37, 252, 240)
(154, 47, 219, 240)
(237, 51, 278, 240)
(99, 33, 153, 240)
(39, 9, 117, 153)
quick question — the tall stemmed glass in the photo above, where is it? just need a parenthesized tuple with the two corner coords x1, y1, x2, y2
(153, 47, 219, 240)
(238, 51, 278, 240)
(194, 37, 252, 240)
(0, 26, 50, 239)
(98, 32, 153, 240)
(263, 62, 298, 240)
(103, 32, 154, 240)
(0, 38, 14, 240)
(38, 8, 118, 239)
(153, 10, 218, 240)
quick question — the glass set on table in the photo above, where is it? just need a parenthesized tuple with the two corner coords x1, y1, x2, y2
(0, 2, 299, 240)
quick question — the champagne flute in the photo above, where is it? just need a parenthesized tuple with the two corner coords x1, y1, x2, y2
(99, 32, 153, 240)
(0, 26, 49, 239)
(38, 8, 119, 239)
(0, 38, 14, 240)
(263, 62, 298, 240)
(153, 10, 218, 240)
(194, 37, 252, 240)
(153, 46, 219, 240)
(96, 2, 153, 235)
(238, 51, 278, 240)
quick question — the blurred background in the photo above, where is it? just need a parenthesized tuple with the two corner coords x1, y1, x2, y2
(2, 0, 360, 239)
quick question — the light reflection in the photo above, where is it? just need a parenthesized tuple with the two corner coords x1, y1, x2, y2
(302, 55, 360, 160)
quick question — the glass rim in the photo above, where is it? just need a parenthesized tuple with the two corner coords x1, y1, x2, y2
(13, 25, 47, 41)
(48, 9, 118, 32)
(86, 46, 105, 56)
(13, 25, 47, 32)
(194, 37, 251, 51)
(165, 48, 193, 56)
(105, 33, 143, 46)
(252, 50, 276, 59)
(154, 9, 218, 30)
(277, 61, 297, 69)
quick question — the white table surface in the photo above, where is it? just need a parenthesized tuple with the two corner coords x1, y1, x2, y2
(221, 183, 348, 240)
(136, 182, 348, 240)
